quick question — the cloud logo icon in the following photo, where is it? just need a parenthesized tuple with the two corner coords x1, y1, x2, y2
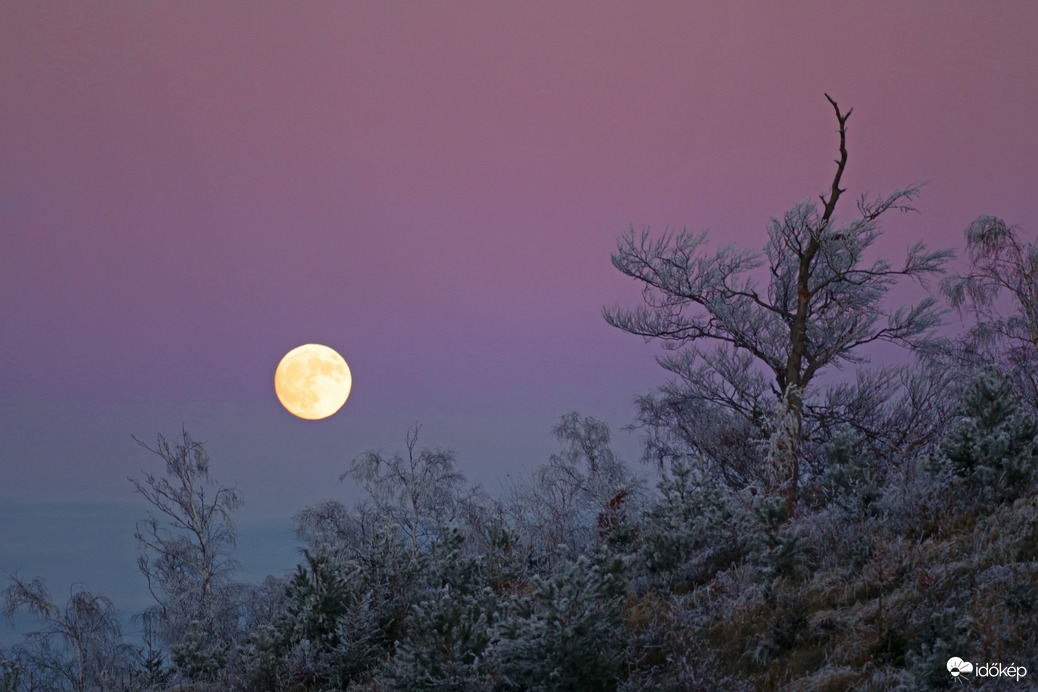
(947, 657, 974, 677)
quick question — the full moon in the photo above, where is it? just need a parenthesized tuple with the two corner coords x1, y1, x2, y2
(274, 344, 352, 420)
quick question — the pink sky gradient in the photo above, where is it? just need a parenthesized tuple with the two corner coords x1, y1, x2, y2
(2, 1, 1037, 542)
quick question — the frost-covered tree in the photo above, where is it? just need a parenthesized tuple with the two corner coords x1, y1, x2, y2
(487, 553, 627, 691)
(938, 368, 1038, 503)
(343, 423, 467, 555)
(1, 578, 131, 692)
(605, 95, 951, 499)
(240, 549, 393, 690)
(507, 413, 642, 562)
(245, 535, 439, 691)
(942, 216, 1038, 411)
(638, 457, 745, 588)
(383, 532, 498, 691)
(129, 429, 243, 680)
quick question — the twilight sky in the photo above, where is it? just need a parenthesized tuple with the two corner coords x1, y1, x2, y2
(2, 2, 1037, 621)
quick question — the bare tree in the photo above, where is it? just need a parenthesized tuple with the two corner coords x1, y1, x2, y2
(942, 216, 1038, 411)
(605, 95, 952, 502)
(129, 429, 242, 663)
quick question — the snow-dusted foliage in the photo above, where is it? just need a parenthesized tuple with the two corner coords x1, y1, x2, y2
(487, 551, 628, 691)
(936, 367, 1038, 503)
(637, 457, 745, 589)
(381, 532, 498, 690)
(239, 546, 405, 690)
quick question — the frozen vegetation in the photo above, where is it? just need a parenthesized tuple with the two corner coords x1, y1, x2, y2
(4, 99, 1038, 690)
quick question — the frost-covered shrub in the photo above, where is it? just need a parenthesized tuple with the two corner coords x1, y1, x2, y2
(903, 608, 973, 689)
(638, 458, 746, 588)
(384, 585, 496, 691)
(238, 623, 282, 691)
(804, 428, 882, 516)
(240, 550, 355, 690)
(171, 622, 228, 683)
(283, 551, 355, 652)
(757, 591, 808, 662)
(743, 493, 819, 582)
(937, 368, 1038, 502)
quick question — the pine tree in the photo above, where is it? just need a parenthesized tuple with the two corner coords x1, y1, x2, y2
(488, 552, 627, 691)
(385, 532, 498, 691)
(939, 368, 1038, 502)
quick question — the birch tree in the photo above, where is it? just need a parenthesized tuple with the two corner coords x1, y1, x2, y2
(2, 578, 129, 692)
(507, 413, 641, 561)
(942, 216, 1038, 411)
(129, 429, 242, 675)
(342, 424, 467, 556)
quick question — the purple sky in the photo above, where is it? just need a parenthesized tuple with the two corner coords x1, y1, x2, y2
(2, 2, 1037, 614)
